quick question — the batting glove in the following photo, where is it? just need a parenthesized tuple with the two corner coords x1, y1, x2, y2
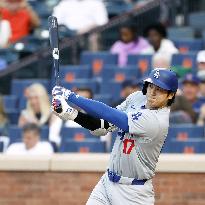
(52, 86, 72, 100)
(51, 96, 78, 121)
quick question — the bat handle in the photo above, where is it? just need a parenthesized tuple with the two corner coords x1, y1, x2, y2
(56, 76, 60, 86)
(54, 73, 61, 113)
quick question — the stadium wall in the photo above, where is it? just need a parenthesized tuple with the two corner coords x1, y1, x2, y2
(0, 154, 204, 205)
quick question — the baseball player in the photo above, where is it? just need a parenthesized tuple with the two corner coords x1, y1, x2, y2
(52, 68, 178, 205)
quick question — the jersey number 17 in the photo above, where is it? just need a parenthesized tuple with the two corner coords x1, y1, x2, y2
(123, 139, 135, 154)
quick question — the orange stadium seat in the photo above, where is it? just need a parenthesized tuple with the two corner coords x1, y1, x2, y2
(80, 51, 118, 76)
(99, 80, 122, 102)
(60, 127, 99, 142)
(59, 65, 91, 82)
(101, 65, 141, 82)
(11, 79, 50, 97)
(127, 54, 152, 76)
(8, 125, 49, 144)
(61, 79, 98, 93)
(167, 125, 204, 141)
(171, 53, 197, 71)
(162, 139, 205, 153)
(59, 140, 106, 153)
(173, 39, 203, 53)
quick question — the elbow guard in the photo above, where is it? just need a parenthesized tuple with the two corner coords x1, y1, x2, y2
(90, 119, 116, 136)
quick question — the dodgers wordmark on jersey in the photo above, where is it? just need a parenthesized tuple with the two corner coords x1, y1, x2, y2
(109, 91, 170, 180)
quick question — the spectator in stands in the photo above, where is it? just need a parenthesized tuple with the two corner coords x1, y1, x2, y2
(181, 74, 204, 115)
(196, 51, 205, 99)
(66, 88, 93, 128)
(6, 123, 53, 155)
(199, 80, 205, 98)
(197, 104, 205, 125)
(145, 22, 178, 65)
(196, 50, 205, 71)
(49, 88, 94, 146)
(196, 69, 205, 98)
(170, 95, 196, 124)
(49, 87, 113, 149)
(171, 65, 191, 78)
(197, 103, 205, 125)
(0, 0, 40, 43)
(0, 12, 11, 48)
(152, 53, 171, 68)
(110, 24, 153, 67)
(195, 72, 205, 125)
(0, 96, 9, 136)
(112, 78, 142, 106)
(121, 78, 142, 98)
(197, 61, 205, 125)
(52, 0, 108, 35)
(18, 83, 52, 127)
(73, 88, 93, 100)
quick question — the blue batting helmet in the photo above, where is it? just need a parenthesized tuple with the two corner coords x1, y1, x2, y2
(143, 68, 178, 92)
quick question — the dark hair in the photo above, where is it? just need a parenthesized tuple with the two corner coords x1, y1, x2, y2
(167, 91, 176, 106)
(0, 95, 8, 123)
(144, 23, 167, 38)
(75, 88, 93, 98)
(120, 23, 137, 35)
(22, 123, 40, 134)
(142, 82, 175, 106)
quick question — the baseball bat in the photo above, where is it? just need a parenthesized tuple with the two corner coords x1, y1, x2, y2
(48, 16, 62, 113)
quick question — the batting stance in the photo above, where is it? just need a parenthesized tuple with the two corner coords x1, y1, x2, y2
(52, 68, 178, 205)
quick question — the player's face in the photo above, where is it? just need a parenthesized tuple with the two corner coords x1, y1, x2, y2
(147, 30, 162, 50)
(27, 95, 41, 113)
(198, 62, 205, 70)
(23, 130, 39, 150)
(120, 27, 135, 43)
(146, 83, 174, 109)
(199, 82, 205, 97)
(6, 0, 22, 11)
(182, 82, 199, 102)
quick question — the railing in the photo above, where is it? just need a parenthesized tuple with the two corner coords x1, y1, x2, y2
(0, 0, 162, 94)
(1, 0, 205, 81)
(0, 0, 160, 78)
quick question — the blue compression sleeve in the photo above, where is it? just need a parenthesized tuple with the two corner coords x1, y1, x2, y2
(68, 93, 129, 132)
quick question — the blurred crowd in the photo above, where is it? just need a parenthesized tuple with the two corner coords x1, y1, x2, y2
(1, 0, 205, 154)
(0, 0, 40, 48)
(0, 0, 158, 48)
(1, 59, 205, 154)
(0, 0, 149, 48)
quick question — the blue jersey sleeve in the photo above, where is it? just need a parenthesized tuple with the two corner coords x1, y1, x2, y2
(68, 93, 129, 132)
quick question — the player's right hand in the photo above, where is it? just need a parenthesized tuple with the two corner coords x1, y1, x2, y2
(51, 96, 78, 121)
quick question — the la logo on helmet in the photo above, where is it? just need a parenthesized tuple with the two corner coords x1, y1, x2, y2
(153, 69, 160, 79)
(53, 48, 59, 60)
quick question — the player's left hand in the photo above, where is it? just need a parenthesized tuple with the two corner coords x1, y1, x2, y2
(52, 86, 72, 100)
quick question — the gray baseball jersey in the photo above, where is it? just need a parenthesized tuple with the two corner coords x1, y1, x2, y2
(108, 91, 170, 180)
